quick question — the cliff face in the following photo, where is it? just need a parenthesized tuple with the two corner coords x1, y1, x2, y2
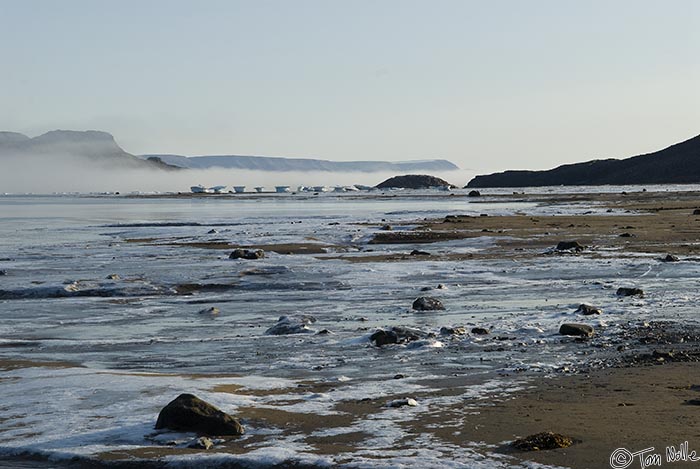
(0, 130, 179, 171)
(467, 134, 700, 188)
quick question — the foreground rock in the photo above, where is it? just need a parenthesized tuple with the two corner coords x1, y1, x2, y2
(375, 174, 454, 190)
(559, 323, 594, 337)
(575, 304, 602, 315)
(370, 326, 429, 346)
(512, 432, 573, 451)
(412, 296, 445, 311)
(616, 287, 644, 297)
(265, 315, 316, 335)
(229, 249, 265, 260)
(155, 394, 244, 436)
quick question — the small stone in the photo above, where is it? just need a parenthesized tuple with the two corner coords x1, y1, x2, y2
(386, 397, 418, 408)
(619, 232, 634, 238)
(198, 307, 220, 315)
(559, 323, 594, 337)
(207, 229, 218, 234)
(436, 284, 447, 289)
(616, 287, 644, 297)
(575, 304, 602, 315)
(555, 241, 584, 251)
(0, 270, 7, 276)
(380, 224, 393, 231)
(512, 432, 573, 451)
(410, 249, 431, 256)
(187, 436, 214, 450)
(229, 249, 265, 260)
(105, 274, 120, 280)
(265, 315, 316, 335)
(471, 327, 490, 335)
(468, 190, 481, 197)
(316, 329, 333, 335)
(412, 296, 445, 311)
(440, 326, 467, 336)
(393, 374, 405, 379)
(661, 254, 680, 262)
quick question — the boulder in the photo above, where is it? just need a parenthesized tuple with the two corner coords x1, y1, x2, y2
(661, 254, 680, 262)
(412, 296, 445, 311)
(229, 249, 265, 260)
(410, 249, 431, 256)
(386, 397, 418, 408)
(512, 432, 573, 451)
(105, 274, 120, 280)
(693, 209, 700, 215)
(155, 394, 244, 436)
(555, 241, 584, 252)
(575, 304, 602, 315)
(559, 323, 594, 337)
(467, 190, 481, 197)
(370, 326, 427, 347)
(616, 287, 644, 297)
(265, 315, 316, 335)
(619, 232, 634, 238)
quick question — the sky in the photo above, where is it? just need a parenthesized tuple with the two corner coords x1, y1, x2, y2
(1, 0, 698, 172)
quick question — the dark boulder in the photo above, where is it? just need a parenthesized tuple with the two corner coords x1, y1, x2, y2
(693, 209, 700, 215)
(370, 326, 427, 346)
(559, 323, 594, 337)
(555, 241, 584, 252)
(229, 249, 265, 260)
(575, 304, 602, 315)
(265, 315, 316, 335)
(412, 296, 445, 311)
(467, 190, 481, 197)
(616, 287, 644, 297)
(155, 394, 244, 436)
(375, 174, 454, 190)
(410, 249, 431, 256)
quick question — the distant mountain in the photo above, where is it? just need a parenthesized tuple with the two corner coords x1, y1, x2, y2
(141, 153, 459, 173)
(467, 134, 700, 188)
(0, 130, 178, 171)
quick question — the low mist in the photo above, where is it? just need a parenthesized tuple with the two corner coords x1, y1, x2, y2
(0, 153, 477, 194)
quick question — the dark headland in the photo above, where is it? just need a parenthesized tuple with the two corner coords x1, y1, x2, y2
(467, 133, 700, 187)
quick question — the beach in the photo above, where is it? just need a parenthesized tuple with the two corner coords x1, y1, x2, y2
(1, 187, 699, 468)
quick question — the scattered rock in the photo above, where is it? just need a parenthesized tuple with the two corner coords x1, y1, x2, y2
(512, 432, 573, 451)
(555, 241, 584, 252)
(467, 190, 481, 197)
(105, 274, 120, 280)
(412, 296, 445, 311)
(661, 254, 680, 262)
(265, 315, 316, 335)
(575, 304, 602, 315)
(198, 307, 220, 315)
(380, 224, 393, 231)
(386, 397, 418, 408)
(229, 249, 265, 260)
(410, 249, 431, 256)
(440, 326, 467, 336)
(155, 394, 244, 436)
(471, 327, 490, 335)
(559, 323, 594, 337)
(616, 287, 644, 297)
(187, 436, 214, 449)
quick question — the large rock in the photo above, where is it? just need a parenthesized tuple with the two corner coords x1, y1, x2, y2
(370, 326, 427, 346)
(265, 315, 316, 335)
(616, 287, 644, 297)
(412, 296, 445, 311)
(375, 174, 454, 190)
(155, 394, 244, 436)
(559, 323, 594, 337)
(229, 249, 265, 260)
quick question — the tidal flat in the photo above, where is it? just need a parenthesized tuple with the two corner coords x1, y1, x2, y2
(1, 187, 700, 468)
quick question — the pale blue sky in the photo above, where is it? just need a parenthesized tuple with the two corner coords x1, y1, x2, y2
(1, 0, 698, 171)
